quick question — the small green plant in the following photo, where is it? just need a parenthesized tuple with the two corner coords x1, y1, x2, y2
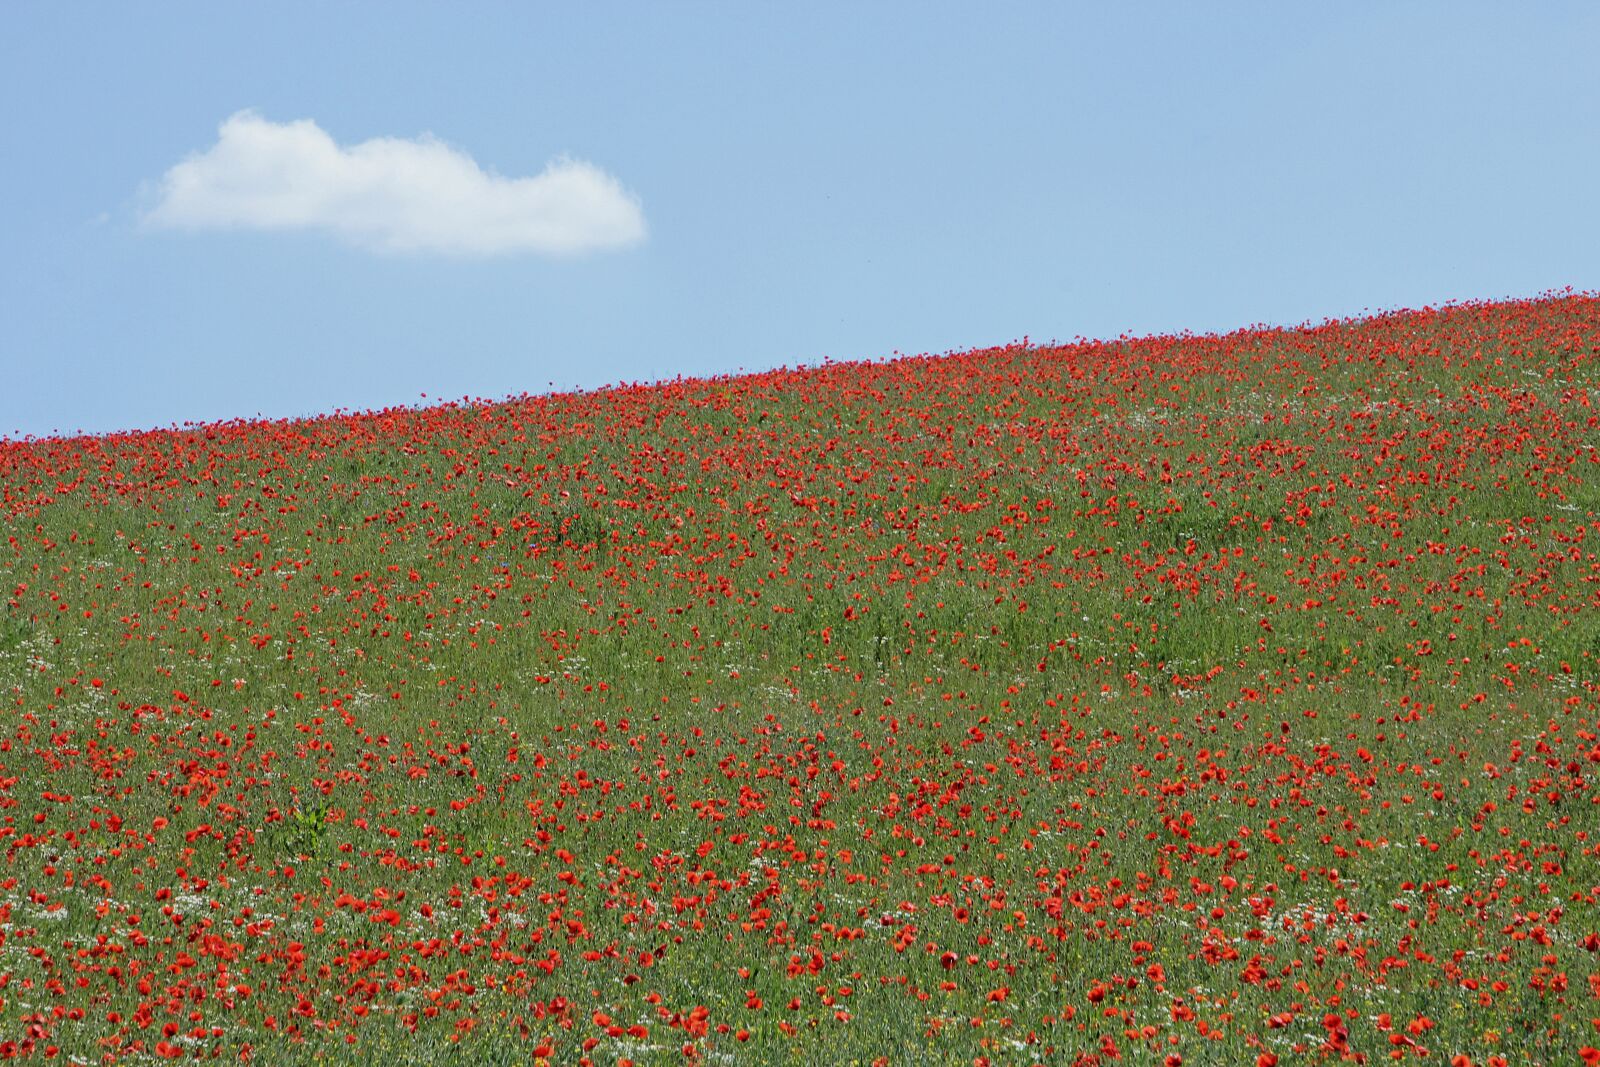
(0, 611, 27, 657)
(281, 804, 329, 860)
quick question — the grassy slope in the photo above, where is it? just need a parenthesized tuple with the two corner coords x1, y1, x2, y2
(1, 295, 1598, 1064)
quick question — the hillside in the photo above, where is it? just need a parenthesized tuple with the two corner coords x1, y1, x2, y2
(2, 294, 1599, 1064)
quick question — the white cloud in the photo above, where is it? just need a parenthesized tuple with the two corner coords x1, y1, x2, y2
(142, 111, 646, 256)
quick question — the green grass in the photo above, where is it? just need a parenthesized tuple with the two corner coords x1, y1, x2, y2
(0, 296, 1597, 1064)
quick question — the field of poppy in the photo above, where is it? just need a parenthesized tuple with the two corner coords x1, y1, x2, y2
(2, 293, 1599, 1065)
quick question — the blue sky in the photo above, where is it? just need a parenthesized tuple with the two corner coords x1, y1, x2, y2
(4, 3, 1598, 439)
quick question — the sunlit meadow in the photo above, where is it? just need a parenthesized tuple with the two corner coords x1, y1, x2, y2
(3, 294, 1599, 1065)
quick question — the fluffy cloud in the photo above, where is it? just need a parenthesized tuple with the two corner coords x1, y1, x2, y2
(143, 111, 646, 256)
